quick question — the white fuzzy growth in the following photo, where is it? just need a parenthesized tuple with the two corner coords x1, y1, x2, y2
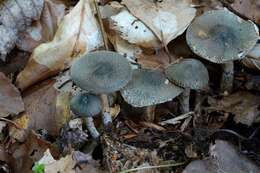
(110, 10, 160, 47)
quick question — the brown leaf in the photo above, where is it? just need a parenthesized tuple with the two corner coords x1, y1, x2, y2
(16, 80, 71, 136)
(137, 50, 170, 70)
(0, 72, 24, 118)
(7, 130, 59, 173)
(16, 0, 66, 52)
(208, 91, 260, 126)
(16, 0, 103, 90)
(231, 0, 260, 24)
(122, 0, 196, 45)
(0, 0, 44, 61)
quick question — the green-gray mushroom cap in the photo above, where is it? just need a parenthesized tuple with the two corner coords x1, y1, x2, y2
(186, 9, 259, 64)
(165, 58, 209, 90)
(71, 51, 133, 94)
(120, 69, 183, 107)
(70, 93, 102, 117)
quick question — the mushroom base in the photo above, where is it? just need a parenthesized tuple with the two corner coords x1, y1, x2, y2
(85, 117, 100, 139)
(179, 88, 190, 114)
(144, 105, 156, 122)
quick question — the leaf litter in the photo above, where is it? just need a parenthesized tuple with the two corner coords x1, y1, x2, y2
(0, 0, 259, 173)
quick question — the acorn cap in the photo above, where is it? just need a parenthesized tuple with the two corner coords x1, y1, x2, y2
(70, 93, 102, 117)
(165, 58, 209, 90)
(71, 51, 133, 94)
(186, 9, 259, 64)
(120, 69, 183, 107)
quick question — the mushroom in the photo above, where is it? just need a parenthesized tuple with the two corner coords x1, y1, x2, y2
(165, 58, 209, 113)
(186, 9, 259, 94)
(70, 50, 132, 129)
(70, 93, 102, 139)
(120, 69, 183, 121)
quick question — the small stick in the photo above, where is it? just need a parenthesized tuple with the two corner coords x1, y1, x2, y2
(119, 162, 185, 173)
(93, 0, 109, 50)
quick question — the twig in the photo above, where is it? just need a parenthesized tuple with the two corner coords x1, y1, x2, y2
(94, 0, 109, 50)
(160, 112, 194, 126)
(0, 117, 23, 129)
(118, 162, 185, 173)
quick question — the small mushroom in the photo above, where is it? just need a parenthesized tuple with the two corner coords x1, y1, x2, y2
(71, 50, 132, 128)
(186, 9, 259, 93)
(120, 69, 183, 121)
(165, 58, 209, 113)
(70, 93, 102, 139)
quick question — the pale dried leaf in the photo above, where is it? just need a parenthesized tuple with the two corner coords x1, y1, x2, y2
(208, 91, 260, 126)
(242, 42, 260, 71)
(0, 0, 44, 61)
(0, 72, 24, 118)
(16, 0, 66, 52)
(38, 150, 104, 173)
(107, 30, 141, 68)
(123, 0, 196, 45)
(110, 10, 161, 48)
(183, 140, 260, 173)
(16, 0, 103, 90)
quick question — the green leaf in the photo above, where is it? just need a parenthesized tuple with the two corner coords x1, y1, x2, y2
(32, 163, 45, 173)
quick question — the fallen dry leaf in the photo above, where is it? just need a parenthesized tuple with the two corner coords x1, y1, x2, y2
(37, 150, 104, 173)
(16, 0, 103, 90)
(7, 130, 59, 173)
(16, 0, 66, 52)
(110, 9, 161, 48)
(123, 0, 196, 45)
(137, 50, 170, 70)
(242, 42, 260, 71)
(231, 0, 260, 24)
(208, 91, 260, 126)
(15, 79, 71, 136)
(183, 140, 260, 173)
(106, 26, 142, 68)
(0, 0, 44, 61)
(0, 72, 24, 118)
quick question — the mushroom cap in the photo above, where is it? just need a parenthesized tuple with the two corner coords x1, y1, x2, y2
(165, 58, 209, 90)
(120, 69, 183, 107)
(186, 9, 259, 64)
(71, 51, 133, 94)
(70, 93, 102, 117)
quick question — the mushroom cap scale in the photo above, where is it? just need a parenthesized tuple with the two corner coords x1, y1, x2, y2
(165, 58, 209, 90)
(186, 9, 259, 64)
(120, 69, 183, 107)
(70, 93, 102, 117)
(71, 51, 133, 94)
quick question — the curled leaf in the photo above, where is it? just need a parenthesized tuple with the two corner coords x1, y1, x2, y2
(16, 0, 103, 90)
(122, 0, 196, 45)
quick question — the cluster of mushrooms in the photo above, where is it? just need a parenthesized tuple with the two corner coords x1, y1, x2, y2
(69, 9, 259, 139)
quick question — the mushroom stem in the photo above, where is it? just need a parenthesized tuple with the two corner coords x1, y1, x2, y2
(179, 88, 190, 114)
(85, 117, 100, 139)
(144, 105, 156, 122)
(220, 61, 234, 94)
(100, 94, 112, 126)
